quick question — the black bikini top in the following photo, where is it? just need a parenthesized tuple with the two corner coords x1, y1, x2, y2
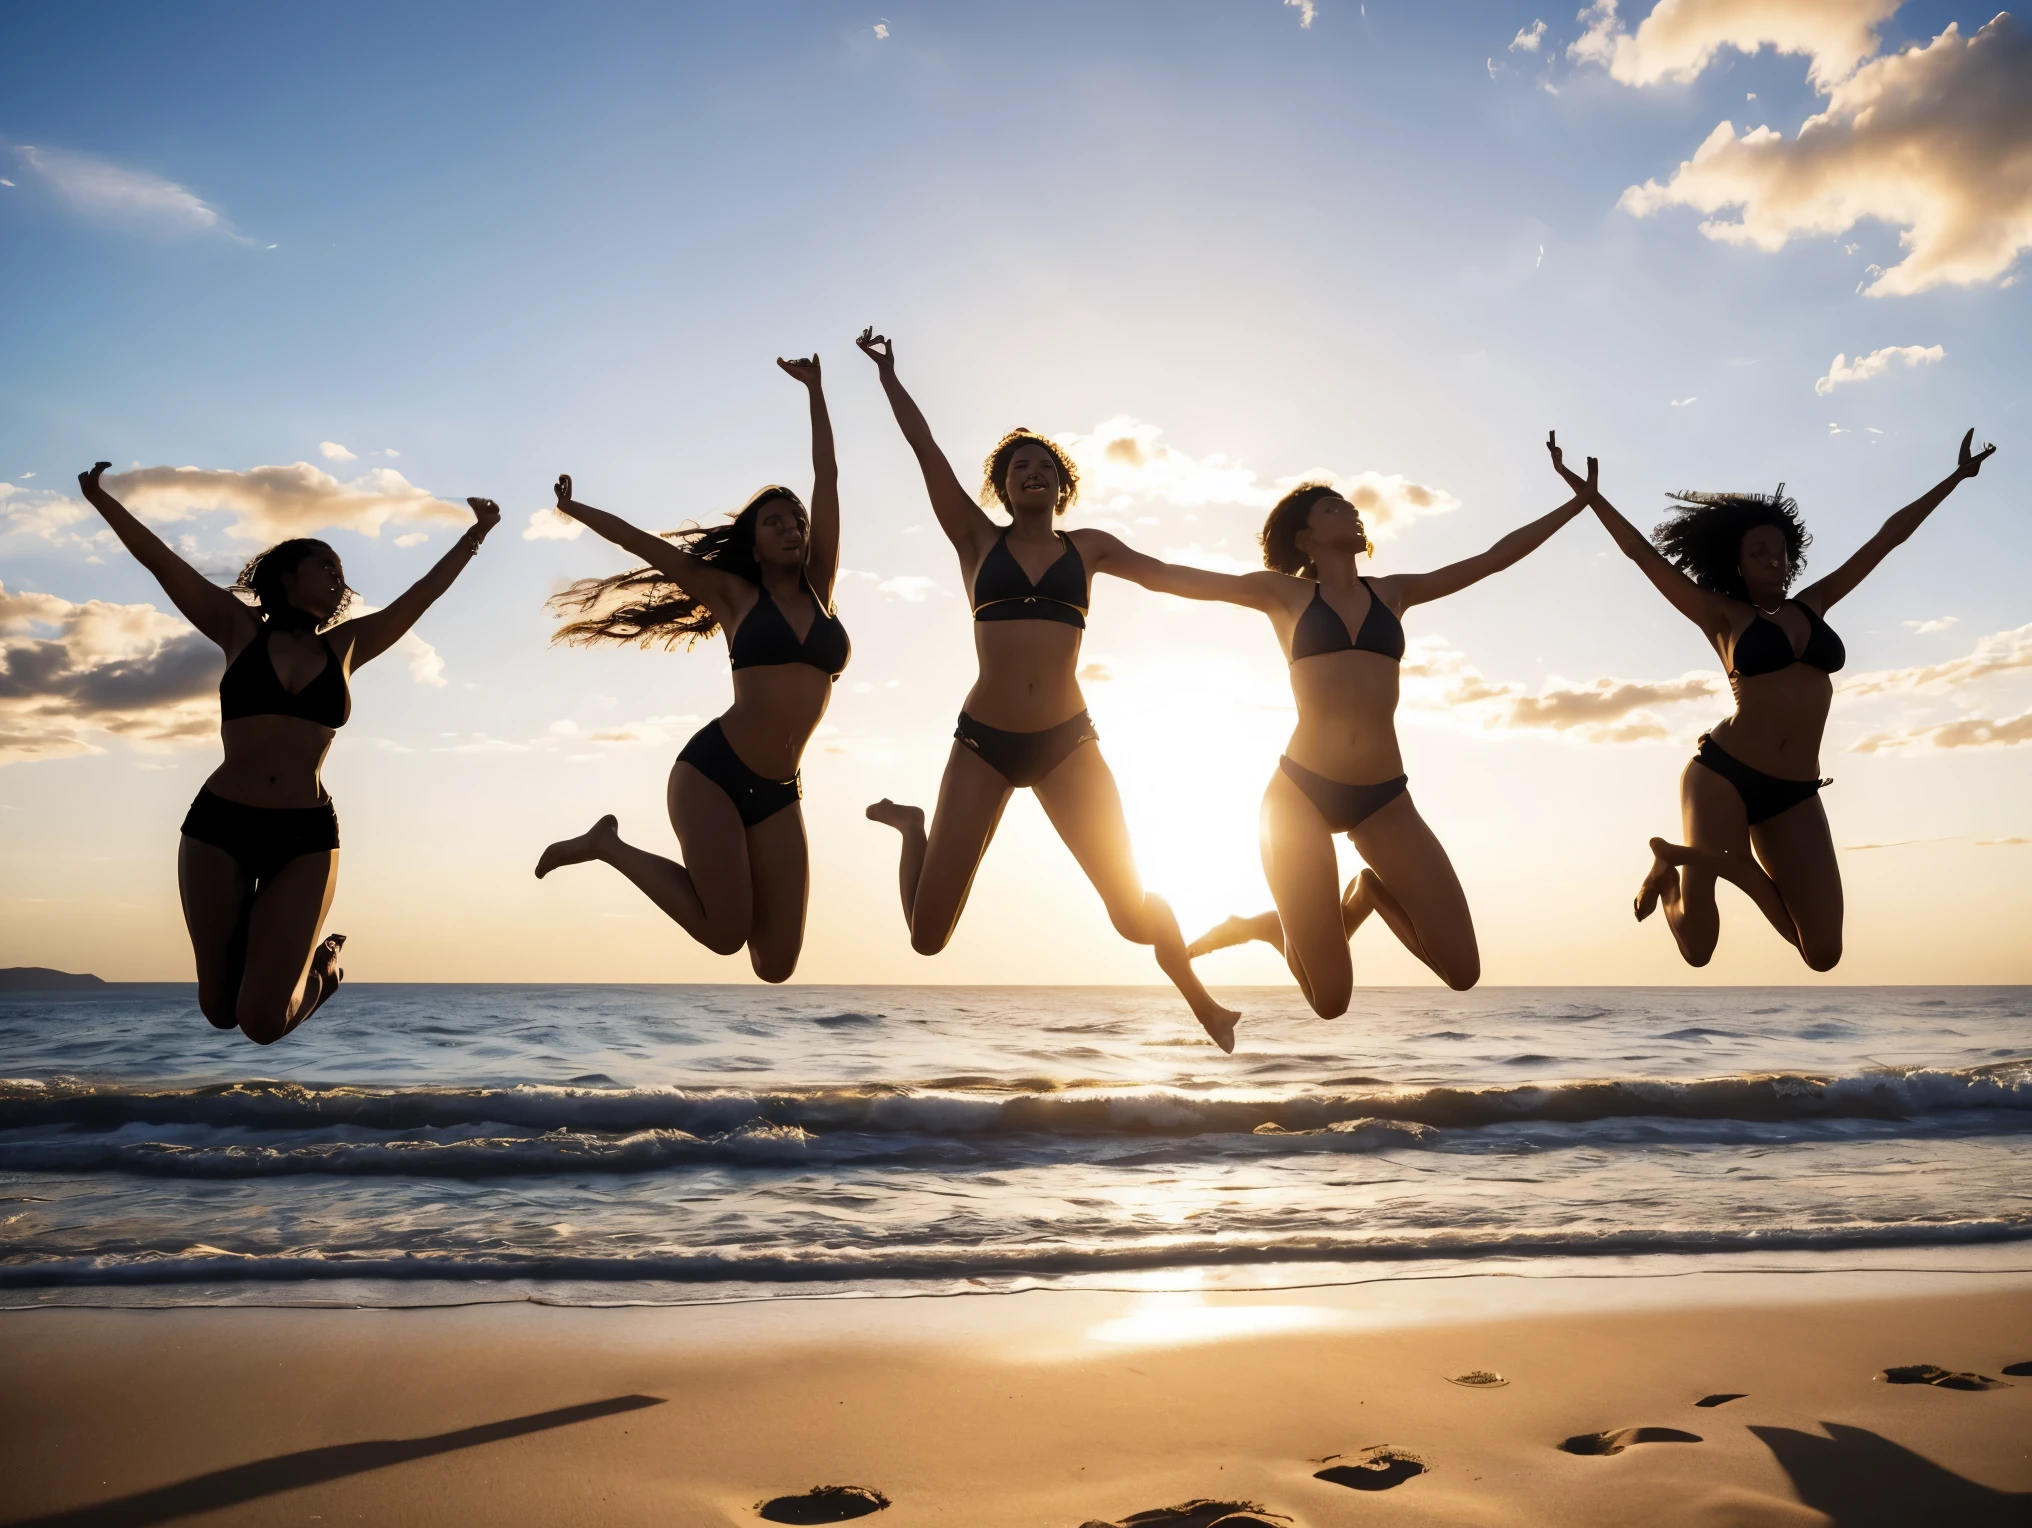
(219, 626, 350, 728)
(1728, 601, 1845, 679)
(727, 578, 850, 679)
(1290, 578, 1404, 664)
(971, 531, 1090, 628)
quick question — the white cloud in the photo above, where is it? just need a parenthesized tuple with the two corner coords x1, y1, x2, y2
(1402, 633, 1724, 742)
(393, 532, 429, 548)
(876, 575, 938, 602)
(873, 20, 889, 39)
(1813, 343, 1943, 394)
(319, 442, 358, 462)
(2, 486, 101, 552)
(1903, 616, 1957, 634)
(1616, 15, 2032, 296)
(523, 507, 585, 541)
(1569, 0, 1899, 88)
(105, 462, 467, 542)
(0, 582, 220, 764)
(1840, 622, 2032, 699)
(1286, 0, 1318, 27)
(347, 602, 447, 688)
(1511, 18, 1548, 51)
(1671, 396, 1697, 406)
(1853, 709, 2032, 752)
(9, 144, 252, 244)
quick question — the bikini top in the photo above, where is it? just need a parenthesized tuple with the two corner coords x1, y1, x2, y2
(1289, 578, 1405, 664)
(219, 625, 350, 728)
(1728, 600, 1845, 679)
(728, 578, 851, 679)
(971, 531, 1090, 628)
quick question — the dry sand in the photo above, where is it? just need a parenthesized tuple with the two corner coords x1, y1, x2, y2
(3, 1266, 2030, 1527)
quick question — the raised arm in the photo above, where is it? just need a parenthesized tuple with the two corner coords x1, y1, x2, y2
(1381, 455, 1592, 610)
(79, 463, 252, 648)
(1550, 433, 1731, 639)
(1080, 531, 1287, 611)
(333, 498, 501, 669)
(1798, 429, 1996, 614)
(777, 353, 840, 604)
(855, 328, 997, 559)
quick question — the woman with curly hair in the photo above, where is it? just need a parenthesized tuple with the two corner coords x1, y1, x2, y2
(75, 461, 500, 1043)
(535, 355, 845, 981)
(1134, 447, 1595, 1026)
(1551, 429, 1996, 968)
(854, 328, 1239, 1047)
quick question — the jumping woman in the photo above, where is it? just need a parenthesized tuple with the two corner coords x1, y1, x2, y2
(1552, 429, 1996, 970)
(854, 329, 1240, 1048)
(535, 355, 844, 981)
(75, 461, 500, 1043)
(1149, 453, 1596, 1019)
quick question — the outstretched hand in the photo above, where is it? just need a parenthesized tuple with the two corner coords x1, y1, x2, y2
(855, 326, 895, 372)
(1547, 431, 1592, 495)
(78, 461, 112, 498)
(466, 497, 502, 533)
(1957, 427, 1997, 479)
(554, 474, 575, 510)
(776, 353, 822, 387)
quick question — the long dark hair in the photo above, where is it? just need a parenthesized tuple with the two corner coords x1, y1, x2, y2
(232, 539, 354, 630)
(547, 486, 807, 649)
(980, 429, 1079, 516)
(1259, 482, 1372, 577)
(1652, 487, 1810, 601)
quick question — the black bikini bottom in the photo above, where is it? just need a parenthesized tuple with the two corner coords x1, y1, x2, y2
(679, 718, 801, 828)
(181, 787, 340, 885)
(955, 709, 1098, 789)
(1278, 756, 1408, 836)
(1693, 734, 1828, 826)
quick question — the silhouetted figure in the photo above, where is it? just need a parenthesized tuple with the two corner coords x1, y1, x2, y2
(1153, 450, 1593, 1026)
(854, 329, 1240, 1048)
(76, 462, 500, 1043)
(535, 356, 844, 981)
(1555, 429, 1996, 968)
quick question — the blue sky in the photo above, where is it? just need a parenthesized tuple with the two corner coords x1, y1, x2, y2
(3, 0, 2028, 984)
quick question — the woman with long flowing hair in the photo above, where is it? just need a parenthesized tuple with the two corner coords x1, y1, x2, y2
(1552, 429, 1996, 969)
(1119, 446, 1594, 1023)
(855, 329, 1240, 1048)
(535, 355, 845, 981)
(75, 461, 501, 1043)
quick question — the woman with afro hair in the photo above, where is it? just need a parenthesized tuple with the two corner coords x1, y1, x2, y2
(1551, 428, 1996, 970)
(855, 328, 1240, 1049)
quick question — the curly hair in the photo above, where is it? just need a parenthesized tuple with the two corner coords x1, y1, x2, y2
(980, 429, 1079, 516)
(1259, 482, 1373, 577)
(233, 539, 356, 630)
(1651, 486, 1810, 601)
(547, 486, 807, 649)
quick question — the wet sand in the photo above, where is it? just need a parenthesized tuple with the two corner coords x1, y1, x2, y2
(4, 1268, 2030, 1527)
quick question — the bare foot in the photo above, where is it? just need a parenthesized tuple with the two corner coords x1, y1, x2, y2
(1186, 912, 1282, 958)
(865, 798, 924, 834)
(1194, 998, 1241, 1054)
(304, 934, 346, 1017)
(1635, 848, 1679, 922)
(536, 814, 618, 878)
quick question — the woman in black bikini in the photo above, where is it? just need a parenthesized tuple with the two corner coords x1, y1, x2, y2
(75, 461, 500, 1043)
(535, 355, 844, 981)
(1551, 429, 1996, 969)
(1136, 454, 1594, 1023)
(854, 329, 1240, 1048)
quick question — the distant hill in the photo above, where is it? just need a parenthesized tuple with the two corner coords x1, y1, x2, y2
(0, 968, 107, 991)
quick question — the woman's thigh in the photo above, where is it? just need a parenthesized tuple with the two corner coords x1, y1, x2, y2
(1751, 796, 1843, 969)
(237, 850, 340, 1039)
(1259, 769, 1353, 1012)
(1682, 758, 1753, 853)
(744, 805, 810, 983)
(1347, 792, 1478, 988)
(910, 743, 1014, 952)
(1031, 741, 1146, 925)
(668, 762, 757, 931)
(177, 835, 251, 1025)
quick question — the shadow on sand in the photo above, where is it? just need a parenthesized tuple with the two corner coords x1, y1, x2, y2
(8, 1394, 664, 1528)
(1751, 1422, 2031, 1528)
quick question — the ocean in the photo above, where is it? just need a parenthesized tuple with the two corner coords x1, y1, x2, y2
(3, 984, 2028, 1306)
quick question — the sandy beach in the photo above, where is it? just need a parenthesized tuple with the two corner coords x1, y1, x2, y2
(5, 1266, 2030, 1527)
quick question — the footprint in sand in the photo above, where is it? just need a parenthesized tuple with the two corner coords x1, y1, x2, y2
(1315, 1445, 1429, 1491)
(1694, 1393, 1747, 1408)
(1880, 1363, 2010, 1392)
(1445, 1369, 1508, 1388)
(757, 1485, 889, 1523)
(2004, 1361, 2032, 1377)
(1079, 1501, 1292, 1528)
(1560, 1427, 1703, 1456)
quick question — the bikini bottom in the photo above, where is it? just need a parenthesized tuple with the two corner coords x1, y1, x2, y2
(679, 718, 802, 828)
(181, 786, 340, 885)
(955, 709, 1098, 789)
(1278, 756, 1408, 837)
(1693, 733, 1828, 826)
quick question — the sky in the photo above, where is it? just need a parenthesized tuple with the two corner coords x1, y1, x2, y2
(1, 0, 2028, 986)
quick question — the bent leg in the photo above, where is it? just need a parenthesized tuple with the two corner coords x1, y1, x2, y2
(1033, 741, 1240, 1049)
(1345, 793, 1480, 991)
(234, 850, 340, 1044)
(895, 742, 1013, 955)
(1258, 769, 1355, 1018)
(1648, 761, 1799, 965)
(743, 805, 811, 983)
(1751, 796, 1843, 970)
(177, 835, 252, 1029)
